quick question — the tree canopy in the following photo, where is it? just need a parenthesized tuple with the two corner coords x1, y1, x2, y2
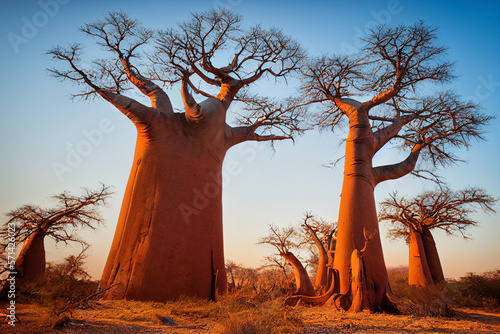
(300, 21, 492, 181)
(379, 187, 497, 240)
(1, 184, 113, 247)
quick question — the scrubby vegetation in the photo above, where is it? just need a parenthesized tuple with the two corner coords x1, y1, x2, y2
(389, 266, 500, 317)
(2, 263, 500, 333)
(5, 250, 100, 319)
(452, 270, 500, 310)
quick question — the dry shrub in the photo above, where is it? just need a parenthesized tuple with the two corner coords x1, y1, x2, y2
(18, 274, 97, 306)
(388, 266, 454, 317)
(451, 270, 500, 310)
(391, 283, 454, 317)
(216, 299, 304, 334)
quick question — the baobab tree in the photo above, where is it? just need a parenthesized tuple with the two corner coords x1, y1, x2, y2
(48, 10, 305, 301)
(301, 21, 492, 312)
(0, 184, 111, 282)
(301, 213, 336, 292)
(379, 187, 497, 287)
(259, 212, 336, 296)
(258, 224, 315, 296)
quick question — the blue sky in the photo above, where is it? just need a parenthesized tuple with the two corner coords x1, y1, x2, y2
(1, 0, 499, 280)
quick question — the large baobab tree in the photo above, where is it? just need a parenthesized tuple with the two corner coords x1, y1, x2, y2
(301, 21, 492, 312)
(48, 10, 305, 301)
(379, 187, 497, 287)
(0, 184, 111, 282)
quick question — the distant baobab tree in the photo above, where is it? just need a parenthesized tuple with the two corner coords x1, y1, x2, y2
(0, 184, 111, 282)
(259, 212, 336, 297)
(48, 9, 306, 301)
(259, 224, 315, 296)
(379, 187, 497, 287)
(300, 21, 492, 312)
(300, 213, 336, 293)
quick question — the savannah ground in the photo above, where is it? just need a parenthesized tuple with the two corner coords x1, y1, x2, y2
(2, 293, 500, 333)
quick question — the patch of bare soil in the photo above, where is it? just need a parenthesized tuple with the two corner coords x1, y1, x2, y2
(1, 302, 499, 333)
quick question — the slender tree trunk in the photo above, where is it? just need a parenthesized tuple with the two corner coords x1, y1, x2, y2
(333, 104, 393, 312)
(421, 229, 444, 284)
(314, 243, 328, 292)
(15, 230, 46, 281)
(408, 228, 434, 286)
(282, 252, 316, 296)
(101, 100, 230, 301)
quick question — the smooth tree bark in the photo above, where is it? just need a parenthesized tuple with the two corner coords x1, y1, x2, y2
(0, 184, 111, 282)
(380, 187, 497, 286)
(408, 228, 434, 286)
(48, 10, 305, 301)
(14, 229, 46, 281)
(282, 251, 316, 296)
(421, 229, 444, 283)
(301, 21, 492, 312)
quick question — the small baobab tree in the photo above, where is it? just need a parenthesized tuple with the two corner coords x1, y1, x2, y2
(301, 213, 337, 292)
(259, 212, 336, 297)
(0, 184, 112, 282)
(379, 187, 497, 287)
(48, 9, 306, 301)
(300, 21, 492, 312)
(259, 224, 315, 296)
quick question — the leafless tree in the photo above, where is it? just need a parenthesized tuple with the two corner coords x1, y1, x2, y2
(0, 184, 112, 282)
(47, 9, 306, 301)
(300, 212, 336, 292)
(300, 21, 492, 312)
(258, 224, 315, 296)
(379, 187, 497, 286)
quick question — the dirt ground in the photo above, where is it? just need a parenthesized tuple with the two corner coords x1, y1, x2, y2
(1, 301, 499, 333)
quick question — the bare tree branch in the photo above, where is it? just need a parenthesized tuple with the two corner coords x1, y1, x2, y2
(154, 8, 305, 109)
(0, 184, 113, 246)
(379, 187, 497, 240)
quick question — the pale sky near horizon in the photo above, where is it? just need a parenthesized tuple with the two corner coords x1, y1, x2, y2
(0, 0, 499, 281)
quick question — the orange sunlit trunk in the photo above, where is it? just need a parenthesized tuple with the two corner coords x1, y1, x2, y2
(15, 230, 46, 281)
(282, 252, 316, 296)
(333, 105, 393, 312)
(100, 106, 228, 301)
(421, 229, 445, 284)
(408, 228, 434, 286)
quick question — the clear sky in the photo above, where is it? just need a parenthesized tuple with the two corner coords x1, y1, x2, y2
(1, 0, 499, 280)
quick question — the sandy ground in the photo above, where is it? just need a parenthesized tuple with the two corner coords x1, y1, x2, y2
(1, 301, 499, 333)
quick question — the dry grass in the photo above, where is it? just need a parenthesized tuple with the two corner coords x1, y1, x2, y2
(2, 292, 500, 333)
(3, 268, 500, 333)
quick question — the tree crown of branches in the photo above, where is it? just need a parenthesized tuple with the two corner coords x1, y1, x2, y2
(0, 184, 113, 247)
(379, 187, 497, 240)
(47, 9, 308, 142)
(300, 20, 493, 173)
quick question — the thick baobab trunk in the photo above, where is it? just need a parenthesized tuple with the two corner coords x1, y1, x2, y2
(421, 229, 444, 284)
(408, 228, 434, 286)
(101, 99, 230, 301)
(15, 230, 46, 281)
(333, 101, 393, 312)
(282, 252, 316, 296)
